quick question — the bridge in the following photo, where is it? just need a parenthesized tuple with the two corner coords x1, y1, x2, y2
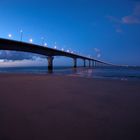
(0, 38, 113, 72)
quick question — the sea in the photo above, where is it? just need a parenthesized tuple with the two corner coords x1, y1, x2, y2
(0, 66, 140, 81)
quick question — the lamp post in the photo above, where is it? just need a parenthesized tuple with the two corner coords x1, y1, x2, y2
(20, 30, 23, 41)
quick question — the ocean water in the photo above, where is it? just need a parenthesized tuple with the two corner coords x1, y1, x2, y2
(0, 66, 140, 81)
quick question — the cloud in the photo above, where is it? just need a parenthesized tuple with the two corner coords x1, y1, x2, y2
(0, 51, 45, 61)
(106, 16, 121, 24)
(93, 48, 101, 58)
(107, 3, 140, 32)
(107, 16, 123, 33)
(97, 53, 101, 58)
(122, 16, 140, 24)
(94, 48, 100, 52)
(122, 4, 140, 24)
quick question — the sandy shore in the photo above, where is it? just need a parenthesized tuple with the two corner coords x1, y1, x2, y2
(0, 74, 140, 140)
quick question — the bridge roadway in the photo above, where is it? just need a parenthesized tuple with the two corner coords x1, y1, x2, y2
(0, 38, 112, 71)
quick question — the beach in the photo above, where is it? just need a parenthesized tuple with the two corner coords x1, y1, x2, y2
(0, 74, 140, 140)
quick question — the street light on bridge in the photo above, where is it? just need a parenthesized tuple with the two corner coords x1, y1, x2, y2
(8, 34, 12, 38)
(54, 42, 57, 49)
(29, 38, 33, 43)
(44, 43, 47, 47)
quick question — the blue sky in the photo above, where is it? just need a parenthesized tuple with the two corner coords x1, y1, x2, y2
(0, 0, 140, 66)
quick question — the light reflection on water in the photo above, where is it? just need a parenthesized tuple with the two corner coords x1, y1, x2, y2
(0, 66, 140, 81)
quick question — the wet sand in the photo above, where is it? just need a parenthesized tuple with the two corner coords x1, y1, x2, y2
(0, 74, 140, 140)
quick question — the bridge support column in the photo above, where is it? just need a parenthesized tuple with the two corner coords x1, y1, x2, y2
(94, 61, 96, 67)
(83, 59, 86, 67)
(73, 58, 77, 68)
(92, 61, 94, 67)
(89, 60, 91, 67)
(47, 56, 54, 72)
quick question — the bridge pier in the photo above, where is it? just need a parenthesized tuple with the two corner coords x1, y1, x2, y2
(83, 59, 86, 67)
(73, 58, 77, 68)
(94, 61, 96, 67)
(92, 61, 94, 67)
(96, 61, 98, 67)
(47, 56, 54, 72)
(89, 60, 91, 67)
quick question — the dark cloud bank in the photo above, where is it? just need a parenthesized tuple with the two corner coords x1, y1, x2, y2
(0, 51, 44, 61)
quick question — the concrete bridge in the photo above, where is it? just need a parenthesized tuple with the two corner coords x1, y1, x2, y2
(0, 38, 112, 71)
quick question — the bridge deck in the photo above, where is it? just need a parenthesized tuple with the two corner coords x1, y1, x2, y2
(0, 38, 114, 69)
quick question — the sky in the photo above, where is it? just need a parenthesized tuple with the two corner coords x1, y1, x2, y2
(0, 0, 140, 66)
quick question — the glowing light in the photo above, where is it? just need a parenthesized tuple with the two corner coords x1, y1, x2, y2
(61, 48, 64, 51)
(54, 46, 57, 49)
(44, 43, 47, 46)
(67, 50, 70, 52)
(29, 38, 33, 43)
(8, 34, 12, 38)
